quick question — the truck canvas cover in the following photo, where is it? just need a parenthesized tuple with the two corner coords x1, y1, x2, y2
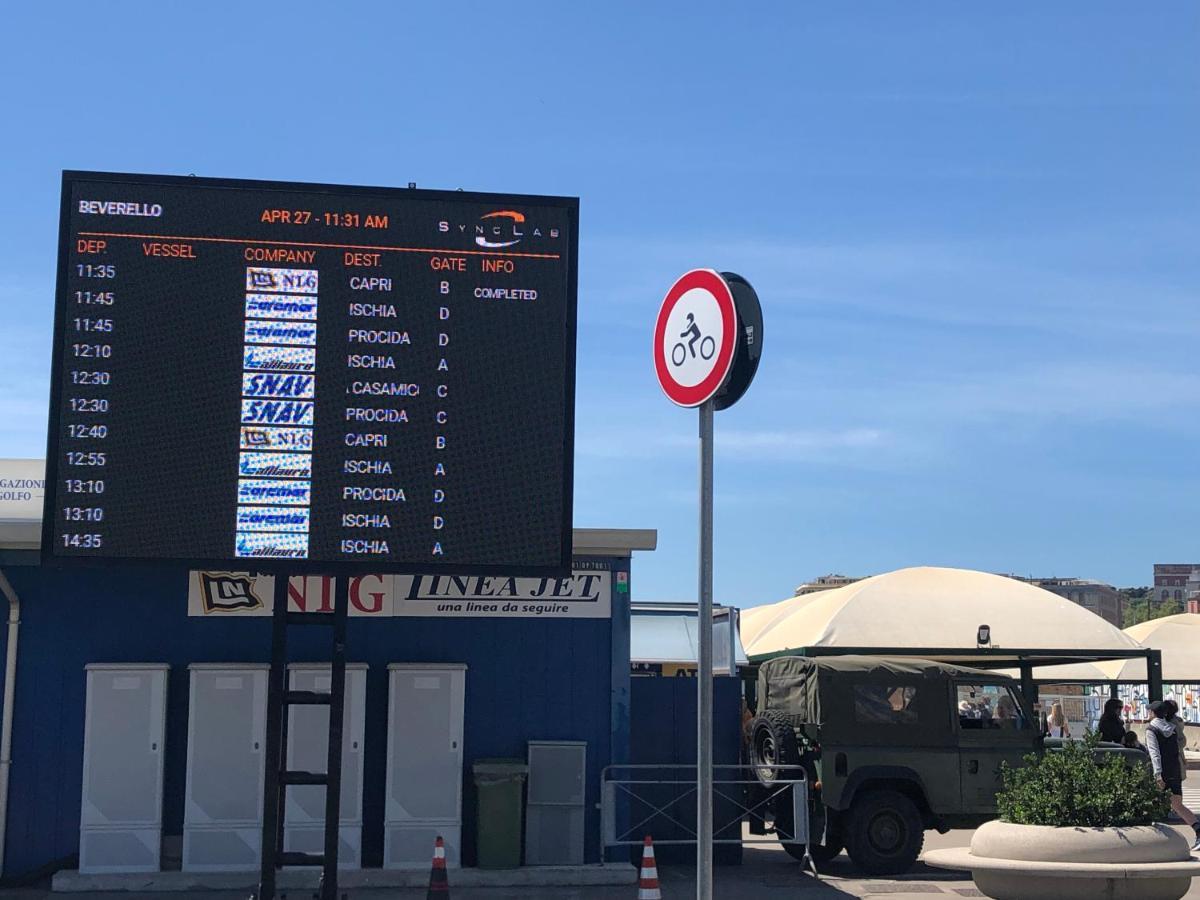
(758, 655, 1010, 726)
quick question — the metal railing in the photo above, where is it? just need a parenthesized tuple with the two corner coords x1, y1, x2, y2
(600, 763, 813, 868)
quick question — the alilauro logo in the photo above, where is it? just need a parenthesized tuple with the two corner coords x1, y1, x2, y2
(437, 211, 560, 249)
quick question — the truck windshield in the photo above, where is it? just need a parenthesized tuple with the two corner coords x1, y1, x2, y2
(956, 683, 1029, 731)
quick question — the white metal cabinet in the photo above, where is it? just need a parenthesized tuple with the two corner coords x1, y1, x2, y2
(183, 663, 269, 871)
(283, 663, 367, 868)
(79, 663, 169, 873)
(525, 741, 587, 865)
(384, 664, 466, 868)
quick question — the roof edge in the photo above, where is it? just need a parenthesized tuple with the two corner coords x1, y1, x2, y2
(572, 528, 658, 557)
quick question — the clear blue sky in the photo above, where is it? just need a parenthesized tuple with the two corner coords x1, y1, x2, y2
(2, 3, 1198, 604)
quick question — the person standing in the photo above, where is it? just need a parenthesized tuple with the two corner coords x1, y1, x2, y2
(1145, 700, 1200, 852)
(1046, 702, 1071, 738)
(1163, 700, 1191, 780)
(1098, 697, 1125, 743)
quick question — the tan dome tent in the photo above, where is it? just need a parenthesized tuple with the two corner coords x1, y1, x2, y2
(998, 614, 1200, 684)
(743, 566, 1144, 662)
(1101, 614, 1200, 682)
(742, 567, 1167, 731)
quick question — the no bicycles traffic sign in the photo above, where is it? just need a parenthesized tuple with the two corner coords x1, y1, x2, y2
(653, 269, 738, 407)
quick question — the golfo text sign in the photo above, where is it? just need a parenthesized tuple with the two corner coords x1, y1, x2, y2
(653, 269, 737, 407)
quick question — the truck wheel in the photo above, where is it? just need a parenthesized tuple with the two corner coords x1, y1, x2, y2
(749, 711, 798, 786)
(845, 789, 924, 876)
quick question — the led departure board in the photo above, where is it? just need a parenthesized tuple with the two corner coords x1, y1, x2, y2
(44, 171, 577, 574)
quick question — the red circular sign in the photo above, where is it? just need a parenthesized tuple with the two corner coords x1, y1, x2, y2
(653, 269, 738, 407)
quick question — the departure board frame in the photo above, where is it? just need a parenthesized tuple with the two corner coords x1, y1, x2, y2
(43, 170, 578, 576)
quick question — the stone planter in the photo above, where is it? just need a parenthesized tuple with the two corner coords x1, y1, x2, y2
(924, 820, 1200, 900)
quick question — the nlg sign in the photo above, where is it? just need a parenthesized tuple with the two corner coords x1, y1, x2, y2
(289, 574, 391, 615)
(187, 571, 392, 616)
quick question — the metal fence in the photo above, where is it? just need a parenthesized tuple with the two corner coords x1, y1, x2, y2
(600, 763, 812, 865)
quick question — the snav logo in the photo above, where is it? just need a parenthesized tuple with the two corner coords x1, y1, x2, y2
(242, 373, 314, 399)
(437, 210, 559, 249)
(241, 399, 314, 426)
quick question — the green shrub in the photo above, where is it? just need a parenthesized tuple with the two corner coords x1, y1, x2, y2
(997, 731, 1170, 827)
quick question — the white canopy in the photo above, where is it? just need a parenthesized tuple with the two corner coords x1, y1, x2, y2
(1101, 614, 1200, 682)
(996, 615, 1200, 684)
(742, 566, 1143, 661)
(630, 604, 749, 674)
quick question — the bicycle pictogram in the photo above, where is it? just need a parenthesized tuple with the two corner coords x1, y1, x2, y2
(671, 313, 716, 367)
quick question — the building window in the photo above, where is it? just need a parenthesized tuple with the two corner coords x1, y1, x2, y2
(1163, 590, 1170, 600)
(1175, 590, 1182, 601)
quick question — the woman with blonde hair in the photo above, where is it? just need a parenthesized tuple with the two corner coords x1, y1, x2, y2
(1046, 702, 1070, 738)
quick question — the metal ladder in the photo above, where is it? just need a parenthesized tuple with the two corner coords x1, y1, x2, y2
(253, 575, 348, 900)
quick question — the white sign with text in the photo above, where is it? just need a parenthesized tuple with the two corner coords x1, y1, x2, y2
(0, 459, 45, 521)
(187, 569, 611, 619)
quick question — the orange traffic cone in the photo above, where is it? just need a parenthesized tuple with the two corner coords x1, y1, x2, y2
(427, 835, 449, 899)
(638, 835, 661, 900)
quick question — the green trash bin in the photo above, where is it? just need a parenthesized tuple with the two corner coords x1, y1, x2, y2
(472, 758, 529, 868)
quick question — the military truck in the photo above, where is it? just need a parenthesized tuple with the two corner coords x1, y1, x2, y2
(746, 655, 1142, 875)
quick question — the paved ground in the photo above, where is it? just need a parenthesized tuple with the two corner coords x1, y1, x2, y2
(2, 826, 1197, 899)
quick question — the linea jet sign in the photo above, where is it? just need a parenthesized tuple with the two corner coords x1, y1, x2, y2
(187, 568, 613, 618)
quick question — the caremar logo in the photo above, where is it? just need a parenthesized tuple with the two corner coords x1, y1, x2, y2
(438, 210, 560, 248)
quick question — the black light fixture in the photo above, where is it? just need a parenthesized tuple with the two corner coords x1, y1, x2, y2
(977, 624, 991, 648)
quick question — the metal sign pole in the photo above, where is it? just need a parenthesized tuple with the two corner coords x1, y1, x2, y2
(697, 399, 714, 900)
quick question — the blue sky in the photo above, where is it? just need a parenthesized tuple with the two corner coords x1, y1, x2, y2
(1, 3, 1198, 603)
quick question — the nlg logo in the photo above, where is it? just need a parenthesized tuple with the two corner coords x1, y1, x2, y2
(438, 210, 559, 249)
(198, 572, 264, 613)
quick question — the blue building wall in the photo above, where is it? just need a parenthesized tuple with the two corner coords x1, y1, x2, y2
(627, 676, 744, 864)
(0, 558, 630, 878)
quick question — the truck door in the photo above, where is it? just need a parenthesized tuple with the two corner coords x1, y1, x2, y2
(954, 683, 1036, 814)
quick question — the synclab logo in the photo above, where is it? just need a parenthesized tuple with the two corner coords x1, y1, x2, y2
(476, 210, 525, 249)
(437, 210, 560, 249)
(199, 572, 263, 613)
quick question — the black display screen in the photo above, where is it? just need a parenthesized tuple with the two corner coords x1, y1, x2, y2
(44, 171, 577, 574)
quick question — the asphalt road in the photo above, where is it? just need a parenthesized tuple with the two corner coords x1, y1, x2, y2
(1, 826, 1196, 899)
